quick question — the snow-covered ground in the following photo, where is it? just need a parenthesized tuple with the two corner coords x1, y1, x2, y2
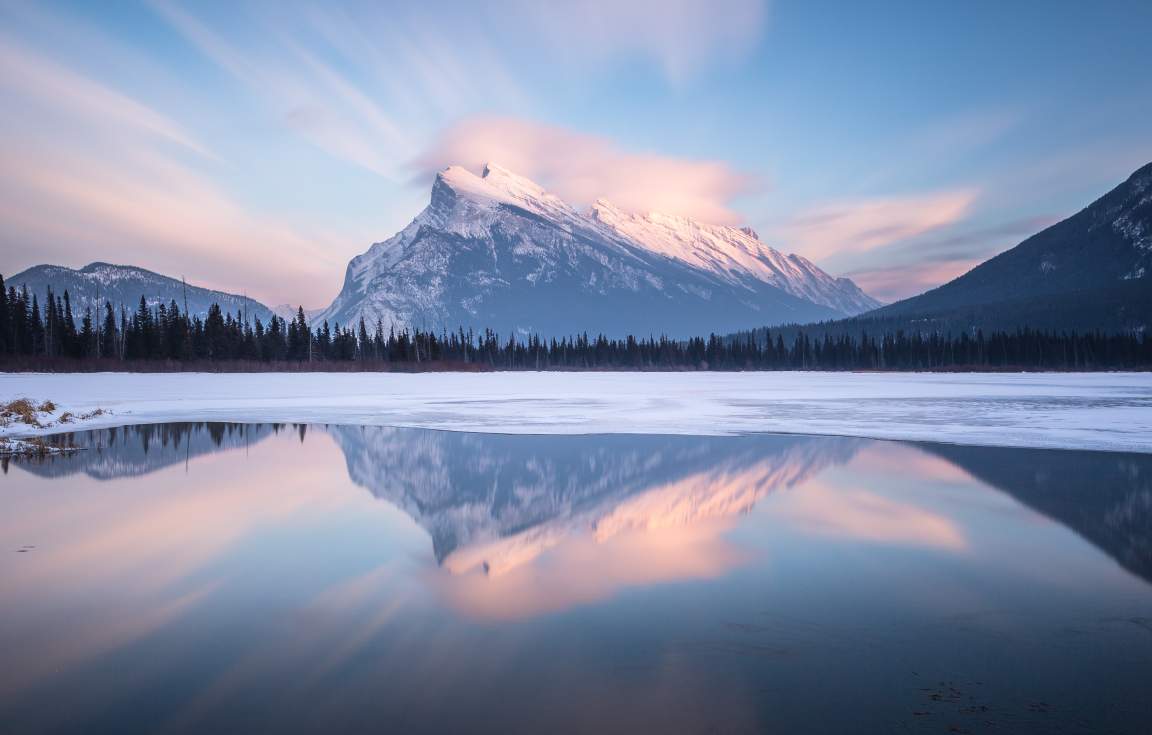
(1, 371, 1149, 453)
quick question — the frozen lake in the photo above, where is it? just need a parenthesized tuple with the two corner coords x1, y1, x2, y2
(2, 422, 1150, 733)
(2, 371, 1151, 452)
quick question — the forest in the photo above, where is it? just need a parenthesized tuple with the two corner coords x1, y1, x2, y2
(0, 277, 1149, 372)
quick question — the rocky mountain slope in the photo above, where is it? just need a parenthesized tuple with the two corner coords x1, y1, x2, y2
(318, 164, 878, 336)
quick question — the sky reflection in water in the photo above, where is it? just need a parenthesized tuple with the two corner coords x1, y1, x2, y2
(2, 424, 1150, 734)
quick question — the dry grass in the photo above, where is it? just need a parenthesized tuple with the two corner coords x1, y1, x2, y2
(0, 398, 103, 430)
(1, 398, 44, 428)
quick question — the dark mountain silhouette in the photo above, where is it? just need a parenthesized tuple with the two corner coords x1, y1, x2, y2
(748, 161, 1152, 340)
(919, 443, 1152, 585)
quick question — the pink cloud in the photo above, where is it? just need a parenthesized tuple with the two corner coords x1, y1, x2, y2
(777, 189, 980, 263)
(0, 35, 361, 308)
(419, 117, 754, 224)
(0, 145, 348, 308)
(844, 258, 986, 303)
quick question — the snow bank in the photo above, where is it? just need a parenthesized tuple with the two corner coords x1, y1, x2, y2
(1, 371, 1149, 453)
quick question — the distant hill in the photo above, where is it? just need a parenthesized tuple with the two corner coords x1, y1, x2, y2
(751, 161, 1152, 340)
(4, 262, 278, 323)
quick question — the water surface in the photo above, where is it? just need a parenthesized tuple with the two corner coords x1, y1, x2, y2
(2, 423, 1150, 734)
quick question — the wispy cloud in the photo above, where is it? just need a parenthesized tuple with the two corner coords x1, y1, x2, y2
(419, 116, 755, 223)
(0, 33, 347, 307)
(148, 0, 416, 179)
(775, 189, 979, 263)
(841, 215, 1061, 301)
(844, 259, 985, 303)
(0, 144, 346, 307)
(1, 0, 769, 306)
(0, 38, 213, 158)
(510, 0, 768, 83)
(149, 0, 765, 180)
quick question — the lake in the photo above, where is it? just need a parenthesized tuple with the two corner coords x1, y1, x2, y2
(2, 423, 1150, 734)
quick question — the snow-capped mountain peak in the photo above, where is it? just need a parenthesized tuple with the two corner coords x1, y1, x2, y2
(433, 163, 580, 226)
(435, 165, 511, 206)
(481, 162, 555, 202)
(319, 164, 880, 335)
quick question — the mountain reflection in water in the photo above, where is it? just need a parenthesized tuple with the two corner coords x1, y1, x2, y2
(3, 423, 1151, 734)
(13, 422, 1149, 589)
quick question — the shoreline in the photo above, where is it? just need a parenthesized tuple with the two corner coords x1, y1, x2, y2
(2, 370, 1150, 454)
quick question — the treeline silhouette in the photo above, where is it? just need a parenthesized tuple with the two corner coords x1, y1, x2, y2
(0, 276, 1149, 371)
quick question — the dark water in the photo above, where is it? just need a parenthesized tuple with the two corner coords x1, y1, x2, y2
(2, 423, 1151, 734)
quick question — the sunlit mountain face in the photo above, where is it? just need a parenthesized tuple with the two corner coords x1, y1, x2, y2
(317, 164, 876, 337)
(4, 424, 1151, 733)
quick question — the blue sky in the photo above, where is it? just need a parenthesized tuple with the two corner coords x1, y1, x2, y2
(1, 0, 1149, 306)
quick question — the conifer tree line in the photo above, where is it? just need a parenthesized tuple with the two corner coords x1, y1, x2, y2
(0, 275, 1149, 371)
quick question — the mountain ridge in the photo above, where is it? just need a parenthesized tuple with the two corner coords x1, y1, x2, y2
(743, 160, 1152, 339)
(6, 262, 278, 323)
(588, 199, 879, 314)
(873, 160, 1151, 321)
(318, 163, 878, 336)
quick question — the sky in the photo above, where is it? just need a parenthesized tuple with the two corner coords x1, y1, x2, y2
(1, 0, 1150, 307)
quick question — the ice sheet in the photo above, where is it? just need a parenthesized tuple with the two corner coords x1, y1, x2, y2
(1, 371, 1149, 453)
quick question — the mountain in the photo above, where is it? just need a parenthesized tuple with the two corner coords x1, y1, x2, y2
(5, 262, 278, 323)
(318, 164, 877, 337)
(833, 161, 1152, 335)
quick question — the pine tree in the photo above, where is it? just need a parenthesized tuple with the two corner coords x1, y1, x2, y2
(204, 303, 226, 360)
(78, 307, 95, 359)
(100, 302, 117, 359)
(357, 317, 370, 361)
(62, 290, 77, 357)
(29, 295, 44, 355)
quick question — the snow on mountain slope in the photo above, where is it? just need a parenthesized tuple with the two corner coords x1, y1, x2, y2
(589, 200, 881, 314)
(6, 262, 277, 322)
(318, 164, 876, 336)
